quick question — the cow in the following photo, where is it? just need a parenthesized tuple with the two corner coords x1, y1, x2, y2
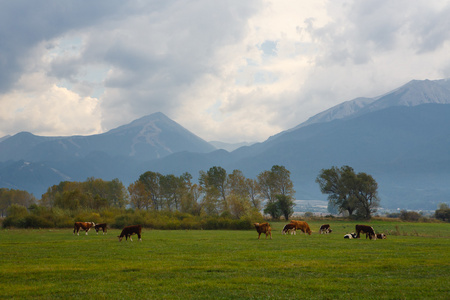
(355, 224, 377, 240)
(94, 223, 107, 235)
(282, 223, 297, 235)
(376, 233, 387, 239)
(73, 222, 95, 235)
(290, 220, 312, 235)
(344, 233, 357, 239)
(118, 225, 142, 242)
(319, 224, 332, 234)
(254, 223, 272, 240)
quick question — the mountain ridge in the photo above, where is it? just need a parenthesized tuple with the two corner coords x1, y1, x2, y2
(1, 78, 449, 211)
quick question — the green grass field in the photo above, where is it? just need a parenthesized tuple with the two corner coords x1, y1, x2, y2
(1, 220, 449, 299)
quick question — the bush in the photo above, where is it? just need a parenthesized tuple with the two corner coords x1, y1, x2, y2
(400, 210, 421, 222)
(22, 215, 53, 228)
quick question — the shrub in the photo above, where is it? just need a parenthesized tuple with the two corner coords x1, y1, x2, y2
(400, 210, 421, 222)
(22, 215, 53, 228)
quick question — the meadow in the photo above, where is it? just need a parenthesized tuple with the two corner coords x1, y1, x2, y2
(0, 220, 449, 299)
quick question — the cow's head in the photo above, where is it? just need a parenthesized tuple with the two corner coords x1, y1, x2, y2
(118, 236, 123, 242)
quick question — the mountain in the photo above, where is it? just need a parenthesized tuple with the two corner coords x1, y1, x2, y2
(209, 141, 256, 152)
(273, 78, 450, 139)
(145, 79, 450, 210)
(1, 79, 449, 210)
(0, 112, 216, 162)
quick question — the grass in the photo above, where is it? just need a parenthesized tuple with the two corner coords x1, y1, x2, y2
(0, 220, 449, 299)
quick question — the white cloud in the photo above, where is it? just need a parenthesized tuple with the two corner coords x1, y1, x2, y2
(0, 72, 102, 137)
(1, 0, 450, 142)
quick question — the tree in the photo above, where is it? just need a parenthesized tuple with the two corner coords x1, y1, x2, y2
(263, 200, 282, 219)
(138, 171, 162, 210)
(0, 188, 36, 217)
(353, 172, 380, 219)
(258, 165, 295, 219)
(180, 184, 202, 215)
(128, 180, 151, 210)
(199, 166, 227, 214)
(246, 178, 262, 210)
(435, 203, 450, 222)
(276, 194, 295, 220)
(316, 166, 380, 219)
(40, 178, 128, 210)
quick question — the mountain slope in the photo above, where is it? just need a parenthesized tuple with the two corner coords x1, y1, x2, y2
(0, 112, 216, 162)
(275, 78, 450, 139)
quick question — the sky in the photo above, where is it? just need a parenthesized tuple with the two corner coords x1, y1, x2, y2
(1, 0, 450, 143)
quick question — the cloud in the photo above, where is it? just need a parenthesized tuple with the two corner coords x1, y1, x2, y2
(0, 72, 101, 136)
(1, 0, 450, 142)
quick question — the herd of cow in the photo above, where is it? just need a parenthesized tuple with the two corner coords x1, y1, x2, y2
(73, 220, 386, 242)
(73, 222, 142, 242)
(254, 221, 387, 240)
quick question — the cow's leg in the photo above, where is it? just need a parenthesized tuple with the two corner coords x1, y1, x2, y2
(258, 233, 261, 239)
(138, 233, 142, 241)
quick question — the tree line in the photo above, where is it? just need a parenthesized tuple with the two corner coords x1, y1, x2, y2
(3, 164, 445, 229)
(0, 165, 298, 228)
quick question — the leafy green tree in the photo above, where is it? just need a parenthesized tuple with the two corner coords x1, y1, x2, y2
(353, 172, 380, 219)
(263, 200, 282, 219)
(258, 165, 295, 219)
(276, 194, 295, 220)
(316, 166, 380, 219)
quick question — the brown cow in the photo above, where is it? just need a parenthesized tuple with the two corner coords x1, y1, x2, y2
(282, 223, 297, 235)
(254, 223, 272, 239)
(290, 220, 312, 235)
(376, 233, 386, 239)
(118, 225, 142, 242)
(319, 224, 332, 234)
(94, 223, 107, 234)
(73, 222, 95, 235)
(355, 224, 377, 240)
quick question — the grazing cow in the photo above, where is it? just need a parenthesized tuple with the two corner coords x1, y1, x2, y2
(94, 223, 107, 234)
(376, 233, 387, 239)
(344, 233, 357, 239)
(319, 224, 332, 234)
(118, 225, 142, 242)
(355, 224, 377, 240)
(290, 220, 312, 235)
(73, 222, 95, 235)
(282, 223, 297, 235)
(254, 223, 272, 240)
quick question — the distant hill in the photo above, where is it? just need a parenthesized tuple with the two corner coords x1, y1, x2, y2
(1, 79, 449, 210)
(209, 141, 255, 152)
